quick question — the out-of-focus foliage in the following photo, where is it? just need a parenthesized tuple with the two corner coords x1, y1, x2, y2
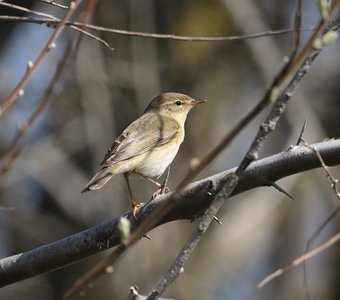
(0, 0, 340, 299)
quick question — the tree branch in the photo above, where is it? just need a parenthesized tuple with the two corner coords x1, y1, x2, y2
(0, 16, 315, 42)
(0, 139, 340, 287)
(0, 0, 82, 116)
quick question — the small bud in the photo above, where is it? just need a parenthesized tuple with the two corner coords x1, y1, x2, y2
(18, 89, 24, 97)
(270, 87, 279, 103)
(313, 31, 338, 50)
(18, 122, 28, 132)
(105, 266, 114, 274)
(313, 38, 323, 50)
(27, 61, 33, 69)
(190, 157, 200, 170)
(117, 217, 131, 244)
(321, 31, 338, 46)
(282, 56, 290, 63)
(69, 1, 76, 9)
(48, 42, 56, 50)
(317, 0, 330, 18)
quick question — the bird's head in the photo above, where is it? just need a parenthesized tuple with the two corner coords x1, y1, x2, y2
(144, 92, 206, 122)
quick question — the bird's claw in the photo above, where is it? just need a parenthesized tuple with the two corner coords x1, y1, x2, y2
(153, 186, 170, 199)
(132, 201, 144, 219)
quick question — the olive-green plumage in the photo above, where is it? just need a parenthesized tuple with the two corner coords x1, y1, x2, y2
(82, 92, 206, 196)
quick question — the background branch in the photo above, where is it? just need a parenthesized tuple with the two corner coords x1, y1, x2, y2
(0, 0, 82, 116)
(0, 16, 315, 42)
(0, 0, 99, 182)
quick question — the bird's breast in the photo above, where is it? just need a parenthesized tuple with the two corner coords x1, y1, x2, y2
(134, 129, 184, 178)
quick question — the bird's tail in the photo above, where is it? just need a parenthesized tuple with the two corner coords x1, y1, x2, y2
(81, 167, 113, 193)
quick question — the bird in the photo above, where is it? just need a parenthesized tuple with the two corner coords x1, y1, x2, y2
(82, 92, 206, 212)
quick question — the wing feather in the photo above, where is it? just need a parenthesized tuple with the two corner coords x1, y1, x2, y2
(101, 113, 179, 167)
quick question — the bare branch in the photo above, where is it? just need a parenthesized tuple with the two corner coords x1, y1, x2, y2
(304, 142, 340, 200)
(0, 15, 315, 42)
(0, 1, 102, 182)
(0, 1, 61, 19)
(0, 0, 82, 116)
(278, 0, 340, 86)
(1, 139, 340, 288)
(258, 137, 340, 289)
(258, 231, 340, 289)
(39, 0, 68, 9)
(0, 3, 113, 50)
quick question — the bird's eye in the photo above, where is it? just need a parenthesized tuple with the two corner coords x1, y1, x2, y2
(175, 101, 182, 106)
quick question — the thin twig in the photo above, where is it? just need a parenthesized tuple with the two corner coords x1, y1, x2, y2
(304, 142, 340, 200)
(293, 0, 302, 55)
(301, 138, 340, 299)
(303, 203, 340, 300)
(258, 79, 340, 290)
(0, 0, 82, 116)
(0, 4, 113, 50)
(0, 0, 99, 181)
(0, 15, 315, 42)
(0, 1, 61, 19)
(39, 0, 68, 9)
(276, 0, 340, 87)
(63, 245, 126, 300)
(258, 232, 340, 288)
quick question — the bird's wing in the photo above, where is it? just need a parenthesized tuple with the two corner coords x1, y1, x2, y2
(100, 113, 180, 167)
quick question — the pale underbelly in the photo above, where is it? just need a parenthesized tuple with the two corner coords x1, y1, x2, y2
(134, 143, 181, 178)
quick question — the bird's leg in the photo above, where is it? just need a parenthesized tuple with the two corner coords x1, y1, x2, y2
(136, 172, 162, 188)
(159, 166, 171, 195)
(124, 172, 141, 217)
(135, 168, 171, 198)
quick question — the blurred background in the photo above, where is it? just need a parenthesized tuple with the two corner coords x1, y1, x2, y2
(0, 0, 340, 299)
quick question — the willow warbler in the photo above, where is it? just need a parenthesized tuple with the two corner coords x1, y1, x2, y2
(82, 92, 206, 209)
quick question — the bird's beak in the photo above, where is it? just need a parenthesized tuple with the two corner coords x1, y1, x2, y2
(191, 99, 207, 105)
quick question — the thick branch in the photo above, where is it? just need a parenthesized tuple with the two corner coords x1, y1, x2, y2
(0, 139, 339, 287)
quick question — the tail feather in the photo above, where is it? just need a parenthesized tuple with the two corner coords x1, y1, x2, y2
(81, 167, 113, 193)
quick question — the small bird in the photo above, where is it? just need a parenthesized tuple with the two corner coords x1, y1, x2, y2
(82, 92, 206, 211)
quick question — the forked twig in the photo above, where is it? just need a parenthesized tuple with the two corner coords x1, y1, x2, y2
(0, 0, 98, 181)
(258, 232, 340, 288)
(302, 138, 340, 298)
(0, 3, 113, 50)
(258, 137, 340, 289)
(0, 0, 82, 116)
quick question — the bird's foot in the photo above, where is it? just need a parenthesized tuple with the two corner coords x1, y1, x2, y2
(152, 185, 171, 199)
(132, 201, 144, 219)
